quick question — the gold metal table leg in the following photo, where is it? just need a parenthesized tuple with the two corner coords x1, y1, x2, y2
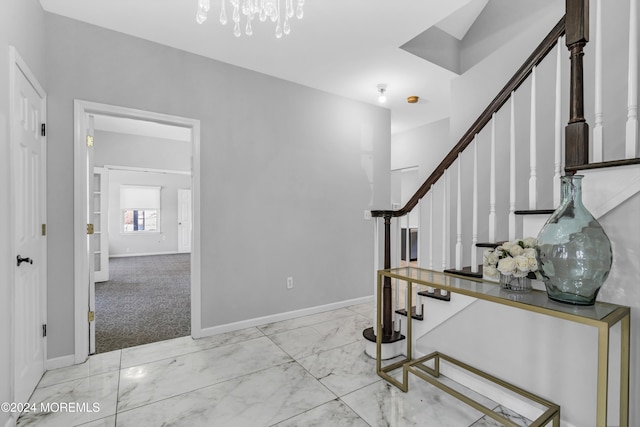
(596, 323, 610, 427)
(620, 312, 630, 427)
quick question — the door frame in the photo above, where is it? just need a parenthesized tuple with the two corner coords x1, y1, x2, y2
(9, 45, 48, 409)
(73, 100, 202, 363)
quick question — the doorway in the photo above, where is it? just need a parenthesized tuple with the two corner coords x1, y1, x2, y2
(73, 101, 202, 361)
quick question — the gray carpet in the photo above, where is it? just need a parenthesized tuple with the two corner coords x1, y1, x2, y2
(95, 254, 191, 354)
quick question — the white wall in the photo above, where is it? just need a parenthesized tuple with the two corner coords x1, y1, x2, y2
(108, 169, 191, 256)
(44, 13, 390, 359)
(0, 1, 46, 425)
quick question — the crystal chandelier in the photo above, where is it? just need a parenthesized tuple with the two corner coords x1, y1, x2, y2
(196, 0, 305, 38)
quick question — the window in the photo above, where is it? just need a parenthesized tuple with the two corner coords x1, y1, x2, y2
(120, 185, 161, 233)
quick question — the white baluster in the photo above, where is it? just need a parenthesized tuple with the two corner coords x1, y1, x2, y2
(428, 186, 434, 271)
(405, 212, 410, 267)
(372, 217, 379, 336)
(394, 216, 400, 330)
(489, 114, 496, 242)
(593, 0, 604, 162)
(529, 66, 537, 210)
(471, 136, 479, 273)
(509, 92, 516, 240)
(416, 200, 422, 316)
(442, 169, 448, 271)
(455, 154, 462, 270)
(427, 188, 434, 293)
(627, 0, 639, 158)
(554, 37, 563, 207)
(396, 211, 402, 268)
(416, 201, 421, 267)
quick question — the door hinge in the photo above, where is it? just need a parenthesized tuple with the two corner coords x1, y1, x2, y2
(88, 311, 95, 322)
(86, 135, 94, 147)
(42, 324, 47, 337)
(41, 224, 46, 236)
(41, 123, 46, 137)
(87, 223, 94, 235)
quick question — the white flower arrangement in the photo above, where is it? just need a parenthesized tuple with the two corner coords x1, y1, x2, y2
(483, 237, 539, 280)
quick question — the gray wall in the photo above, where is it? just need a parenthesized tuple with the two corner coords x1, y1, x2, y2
(94, 130, 191, 172)
(108, 169, 191, 256)
(450, 1, 564, 144)
(460, 0, 561, 73)
(0, 1, 46, 425)
(44, 13, 390, 358)
(392, 118, 451, 182)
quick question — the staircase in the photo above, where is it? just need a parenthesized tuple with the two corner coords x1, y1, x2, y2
(364, 1, 640, 426)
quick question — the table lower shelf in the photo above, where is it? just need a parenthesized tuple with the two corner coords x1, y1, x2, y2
(378, 351, 560, 427)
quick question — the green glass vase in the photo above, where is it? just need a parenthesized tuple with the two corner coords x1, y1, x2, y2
(536, 175, 612, 305)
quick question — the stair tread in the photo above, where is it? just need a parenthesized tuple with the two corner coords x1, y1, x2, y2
(475, 242, 503, 248)
(514, 209, 555, 215)
(418, 288, 452, 302)
(362, 327, 405, 344)
(395, 306, 424, 321)
(444, 265, 483, 278)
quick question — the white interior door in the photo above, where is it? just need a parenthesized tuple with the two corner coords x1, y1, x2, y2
(177, 189, 192, 253)
(87, 115, 96, 354)
(93, 167, 109, 282)
(10, 47, 47, 404)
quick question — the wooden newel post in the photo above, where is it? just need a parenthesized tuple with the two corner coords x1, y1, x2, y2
(565, 0, 590, 172)
(382, 212, 393, 338)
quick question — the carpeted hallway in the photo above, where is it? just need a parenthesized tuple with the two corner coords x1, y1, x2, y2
(95, 254, 191, 353)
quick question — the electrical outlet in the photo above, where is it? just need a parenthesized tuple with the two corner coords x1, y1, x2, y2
(364, 210, 372, 220)
(286, 277, 293, 289)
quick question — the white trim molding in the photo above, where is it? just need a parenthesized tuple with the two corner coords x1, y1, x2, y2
(45, 354, 76, 371)
(582, 164, 640, 219)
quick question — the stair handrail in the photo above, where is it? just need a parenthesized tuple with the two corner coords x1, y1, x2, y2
(372, 16, 566, 219)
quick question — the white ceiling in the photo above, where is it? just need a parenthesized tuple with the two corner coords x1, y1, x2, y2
(40, 0, 485, 135)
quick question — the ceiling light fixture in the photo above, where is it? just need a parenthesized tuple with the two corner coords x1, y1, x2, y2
(377, 84, 387, 103)
(196, 0, 305, 38)
(407, 96, 419, 104)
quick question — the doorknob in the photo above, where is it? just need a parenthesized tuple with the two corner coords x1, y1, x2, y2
(17, 255, 33, 266)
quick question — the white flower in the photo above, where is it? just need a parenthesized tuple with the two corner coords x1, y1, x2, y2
(523, 248, 536, 259)
(514, 255, 530, 273)
(528, 256, 538, 271)
(501, 241, 514, 251)
(523, 237, 537, 248)
(497, 257, 516, 275)
(509, 244, 524, 257)
(483, 266, 499, 279)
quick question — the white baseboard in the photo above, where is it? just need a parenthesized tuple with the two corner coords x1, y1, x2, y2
(198, 295, 373, 338)
(109, 251, 180, 258)
(45, 354, 75, 371)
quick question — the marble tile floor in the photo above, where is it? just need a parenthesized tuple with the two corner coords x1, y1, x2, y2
(17, 303, 532, 427)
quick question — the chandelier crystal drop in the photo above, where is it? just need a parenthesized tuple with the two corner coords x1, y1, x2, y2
(196, 0, 305, 38)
